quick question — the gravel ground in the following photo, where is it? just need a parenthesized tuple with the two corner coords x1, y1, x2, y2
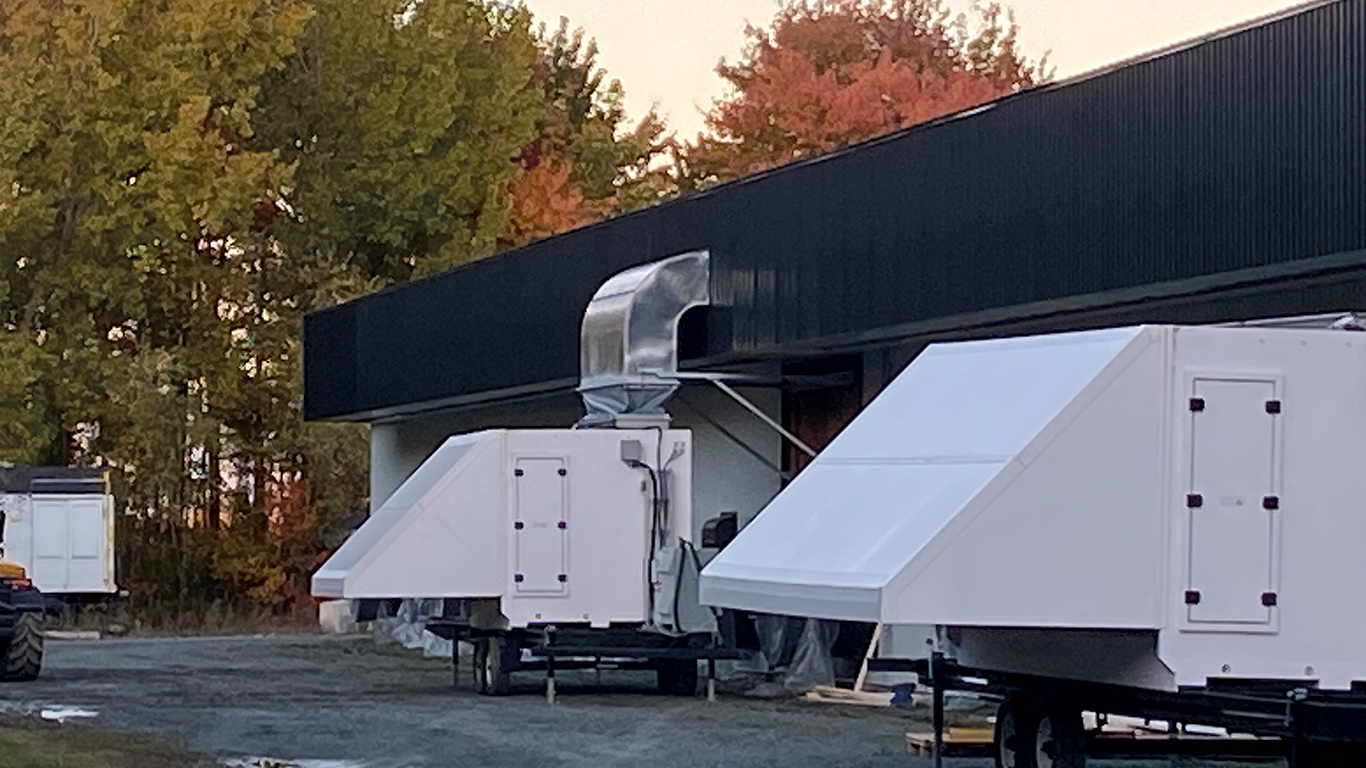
(0, 635, 1283, 768)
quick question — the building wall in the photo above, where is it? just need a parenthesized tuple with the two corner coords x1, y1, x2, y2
(670, 382, 783, 546)
(369, 394, 583, 513)
(862, 341, 930, 405)
(367, 383, 784, 550)
(305, 0, 1366, 422)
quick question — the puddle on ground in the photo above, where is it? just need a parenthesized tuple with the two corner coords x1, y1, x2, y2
(225, 754, 371, 759)
(39, 706, 99, 722)
(0, 701, 99, 723)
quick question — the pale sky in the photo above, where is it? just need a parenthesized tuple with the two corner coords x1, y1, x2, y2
(521, 0, 1310, 138)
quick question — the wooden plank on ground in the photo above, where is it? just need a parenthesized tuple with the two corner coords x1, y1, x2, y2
(803, 685, 893, 707)
(906, 727, 995, 757)
(853, 623, 884, 693)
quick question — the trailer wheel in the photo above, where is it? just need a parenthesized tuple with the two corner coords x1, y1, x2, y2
(1032, 701, 1085, 768)
(1, 613, 43, 682)
(994, 698, 1032, 768)
(656, 660, 698, 696)
(474, 636, 514, 696)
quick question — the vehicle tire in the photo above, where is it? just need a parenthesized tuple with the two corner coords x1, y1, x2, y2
(1032, 700, 1085, 768)
(474, 636, 514, 696)
(656, 659, 698, 696)
(472, 639, 488, 694)
(994, 697, 1034, 768)
(1, 613, 43, 682)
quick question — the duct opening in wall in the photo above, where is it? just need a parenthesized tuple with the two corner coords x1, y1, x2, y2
(577, 251, 711, 427)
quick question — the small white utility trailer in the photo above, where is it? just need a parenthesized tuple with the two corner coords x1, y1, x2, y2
(313, 252, 741, 697)
(314, 427, 725, 695)
(0, 467, 116, 600)
(700, 319, 1366, 767)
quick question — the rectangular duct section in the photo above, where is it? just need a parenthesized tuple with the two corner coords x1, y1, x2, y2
(577, 251, 710, 427)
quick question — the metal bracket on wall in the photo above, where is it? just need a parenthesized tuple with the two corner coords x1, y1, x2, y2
(671, 392, 792, 481)
(652, 370, 818, 459)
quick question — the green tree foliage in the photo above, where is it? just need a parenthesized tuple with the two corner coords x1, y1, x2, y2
(0, 0, 312, 468)
(254, 0, 542, 281)
(0, 0, 588, 623)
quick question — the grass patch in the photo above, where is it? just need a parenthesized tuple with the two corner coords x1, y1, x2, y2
(48, 601, 321, 638)
(0, 716, 207, 768)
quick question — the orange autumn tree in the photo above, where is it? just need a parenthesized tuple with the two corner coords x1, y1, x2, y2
(503, 19, 673, 247)
(681, 0, 1048, 185)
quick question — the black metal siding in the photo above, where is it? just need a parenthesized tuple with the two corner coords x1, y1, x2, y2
(305, 0, 1366, 421)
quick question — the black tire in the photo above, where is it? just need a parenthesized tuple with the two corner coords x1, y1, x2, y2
(474, 636, 515, 696)
(656, 659, 698, 697)
(472, 640, 488, 693)
(994, 698, 1034, 768)
(1032, 700, 1085, 768)
(1, 613, 43, 682)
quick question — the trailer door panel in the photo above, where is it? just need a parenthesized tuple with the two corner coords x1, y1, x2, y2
(512, 457, 569, 595)
(1185, 377, 1279, 627)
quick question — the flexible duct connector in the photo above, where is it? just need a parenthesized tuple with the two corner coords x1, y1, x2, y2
(577, 251, 710, 426)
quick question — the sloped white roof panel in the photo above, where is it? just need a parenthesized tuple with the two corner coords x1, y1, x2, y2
(699, 327, 1145, 620)
(822, 327, 1146, 462)
(312, 433, 487, 598)
(700, 461, 1005, 621)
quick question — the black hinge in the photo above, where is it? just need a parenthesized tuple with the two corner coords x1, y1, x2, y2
(514, 573, 524, 583)
(1263, 496, 1280, 510)
(1187, 493, 1204, 508)
(1189, 397, 1206, 412)
(1265, 399, 1282, 414)
(557, 521, 567, 529)
(514, 521, 524, 530)
(1185, 590, 1201, 605)
(557, 574, 567, 583)
(514, 468, 524, 477)
(1262, 592, 1278, 607)
(557, 467, 567, 476)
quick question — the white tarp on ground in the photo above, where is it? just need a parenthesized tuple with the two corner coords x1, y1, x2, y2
(700, 326, 1157, 625)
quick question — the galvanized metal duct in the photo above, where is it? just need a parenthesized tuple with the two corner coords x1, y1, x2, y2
(578, 251, 710, 425)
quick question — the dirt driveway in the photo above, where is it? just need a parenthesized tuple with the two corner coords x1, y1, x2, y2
(0, 635, 1277, 768)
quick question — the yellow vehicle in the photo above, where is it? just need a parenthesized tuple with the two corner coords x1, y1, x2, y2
(0, 511, 44, 681)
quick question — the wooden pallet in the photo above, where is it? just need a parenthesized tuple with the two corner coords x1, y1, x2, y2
(906, 728, 995, 757)
(907, 724, 1281, 760)
(803, 684, 893, 707)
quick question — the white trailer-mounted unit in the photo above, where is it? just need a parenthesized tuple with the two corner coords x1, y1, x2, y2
(0, 466, 116, 599)
(313, 252, 740, 697)
(700, 319, 1366, 767)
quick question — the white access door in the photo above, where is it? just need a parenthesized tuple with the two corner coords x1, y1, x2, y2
(1185, 378, 1281, 627)
(30, 495, 111, 593)
(512, 458, 569, 595)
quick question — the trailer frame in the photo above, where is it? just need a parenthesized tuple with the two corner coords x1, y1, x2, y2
(872, 654, 1366, 767)
(428, 619, 748, 703)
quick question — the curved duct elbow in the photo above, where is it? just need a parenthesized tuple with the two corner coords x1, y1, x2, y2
(578, 250, 710, 425)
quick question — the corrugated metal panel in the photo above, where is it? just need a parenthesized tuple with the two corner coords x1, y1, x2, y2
(304, 0, 1366, 421)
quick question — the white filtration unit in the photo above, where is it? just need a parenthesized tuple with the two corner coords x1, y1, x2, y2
(0, 493, 117, 594)
(314, 428, 694, 629)
(700, 324, 1366, 691)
